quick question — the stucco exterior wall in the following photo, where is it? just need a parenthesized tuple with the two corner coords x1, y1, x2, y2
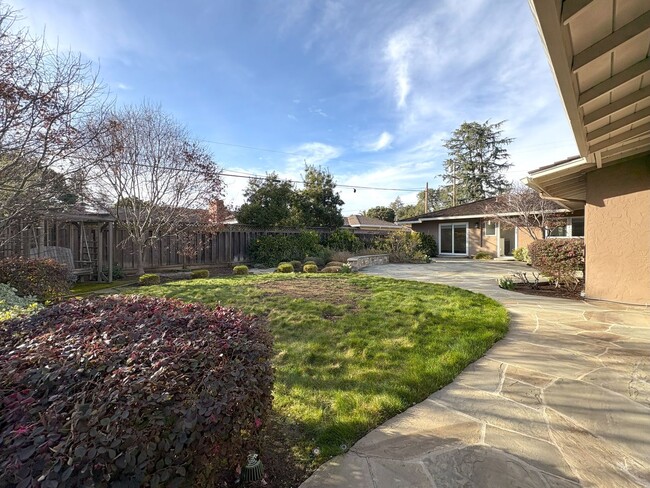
(585, 157, 650, 305)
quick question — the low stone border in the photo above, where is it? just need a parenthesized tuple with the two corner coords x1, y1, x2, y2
(347, 254, 389, 270)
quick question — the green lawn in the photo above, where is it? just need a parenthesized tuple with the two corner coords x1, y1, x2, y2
(134, 273, 508, 466)
(70, 279, 137, 295)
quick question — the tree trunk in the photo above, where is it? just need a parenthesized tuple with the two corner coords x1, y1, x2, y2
(135, 244, 145, 275)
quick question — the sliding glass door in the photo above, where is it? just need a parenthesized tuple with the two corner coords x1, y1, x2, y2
(439, 223, 468, 255)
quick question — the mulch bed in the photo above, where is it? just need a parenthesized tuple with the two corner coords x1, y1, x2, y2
(511, 281, 584, 300)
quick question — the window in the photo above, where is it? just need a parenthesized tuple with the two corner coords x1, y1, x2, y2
(547, 217, 583, 238)
(484, 221, 496, 236)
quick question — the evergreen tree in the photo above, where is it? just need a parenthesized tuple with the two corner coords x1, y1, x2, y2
(291, 165, 344, 228)
(237, 173, 294, 228)
(364, 206, 396, 222)
(443, 120, 513, 204)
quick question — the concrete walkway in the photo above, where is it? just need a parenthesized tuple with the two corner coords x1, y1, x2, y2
(301, 261, 650, 488)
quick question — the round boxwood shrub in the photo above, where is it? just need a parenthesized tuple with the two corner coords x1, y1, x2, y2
(233, 265, 249, 275)
(0, 256, 70, 301)
(290, 260, 303, 272)
(304, 256, 325, 267)
(0, 295, 273, 487)
(325, 261, 345, 268)
(276, 262, 294, 273)
(321, 266, 342, 273)
(139, 273, 161, 286)
(190, 269, 210, 279)
(303, 264, 319, 273)
(303, 260, 317, 267)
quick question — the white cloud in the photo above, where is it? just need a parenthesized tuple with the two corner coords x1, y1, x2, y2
(116, 82, 132, 90)
(365, 131, 394, 152)
(309, 107, 328, 118)
(287, 142, 341, 171)
(287, 114, 298, 121)
(384, 29, 414, 108)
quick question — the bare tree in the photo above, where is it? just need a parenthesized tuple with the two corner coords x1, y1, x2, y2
(0, 3, 110, 240)
(485, 183, 565, 241)
(86, 103, 223, 274)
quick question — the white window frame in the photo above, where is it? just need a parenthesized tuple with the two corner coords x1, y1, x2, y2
(484, 221, 497, 236)
(546, 217, 584, 238)
(438, 222, 469, 256)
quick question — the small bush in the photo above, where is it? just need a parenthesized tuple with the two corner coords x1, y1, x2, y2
(417, 233, 438, 257)
(340, 263, 353, 274)
(276, 262, 294, 273)
(326, 229, 363, 252)
(290, 260, 303, 272)
(303, 264, 319, 273)
(190, 269, 210, 279)
(233, 265, 249, 275)
(102, 263, 125, 280)
(374, 231, 429, 263)
(497, 276, 516, 290)
(0, 256, 70, 301)
(304, 256, 325, 267)
(326, 261, 345, 268)
(513, 247, 530, 263)
(0, 295, 273, 487)
(528, 238, 584, 289)
(474, 251, 494, 260)
(0, 283, 42, 322)
(321, 266, 342, 273)
(139, 273, 161, 286)
(250, 231, 324, 267)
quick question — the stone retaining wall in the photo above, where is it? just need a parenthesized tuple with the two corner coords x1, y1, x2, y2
(347, 254, 390, 270)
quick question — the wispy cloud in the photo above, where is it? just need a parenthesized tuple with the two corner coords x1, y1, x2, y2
(287, 142, 341, 172)
(365, 131, 394, 152)
(308, 107, 328, 118)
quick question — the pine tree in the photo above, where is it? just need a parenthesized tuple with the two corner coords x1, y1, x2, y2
(443, 120, 513, 204)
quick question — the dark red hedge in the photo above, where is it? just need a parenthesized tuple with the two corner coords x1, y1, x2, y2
(0, 295, 273, 487)
(528, 238, 585, 287)
(0, 256, 70, 301)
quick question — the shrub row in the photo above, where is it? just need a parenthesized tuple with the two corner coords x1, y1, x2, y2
(528, 238, 584, 288)
(250, 231, 326, 267)
(0, 257, 70, 301)
(0, 295, 273, 487)
(373, 231, 432, 263)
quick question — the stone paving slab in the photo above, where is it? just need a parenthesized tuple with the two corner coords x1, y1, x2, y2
(300, 261, 650, 488)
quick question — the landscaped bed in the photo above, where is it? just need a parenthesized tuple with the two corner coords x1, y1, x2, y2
(136, 273, 509, 486)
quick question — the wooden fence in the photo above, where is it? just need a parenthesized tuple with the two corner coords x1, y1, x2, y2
(0, 220, 391, 274)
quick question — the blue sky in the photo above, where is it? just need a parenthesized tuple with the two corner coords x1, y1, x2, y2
(14, 0, 578, 214)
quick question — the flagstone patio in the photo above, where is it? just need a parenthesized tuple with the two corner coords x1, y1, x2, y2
(301, 261, 650, 488)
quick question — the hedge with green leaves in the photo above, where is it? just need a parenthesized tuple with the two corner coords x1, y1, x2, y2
(232, 265, 249, 275)
(326, 229, 363, 252)
(139, 273, 160, 286)
(249, 231, 324, 267)
(0, 257, 70, 301)
(528, 238, 584, 287)
(190, 269, 210, 279)
(0, 295, 273, 487)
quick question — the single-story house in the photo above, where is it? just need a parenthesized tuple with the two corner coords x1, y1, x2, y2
(398, 197, 582, 258)
(343, 215, 407, 232)
(527, 0, 650, 306)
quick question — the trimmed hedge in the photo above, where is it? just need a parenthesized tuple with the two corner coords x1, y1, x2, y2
(276, 262, 294, 273)
(326, 229, 363, 252)
(190, 269, 210, 279)
(290, 260, 303, 272)
(0, 296, 273, 487)
(303, 264, 319, 273)
(139, 273, 161, 286)
(474, 251, 494, 260)
(325, 261, 345, 268)
(233, 265, 249, 275)
(528, 238, 584, 288)
(0, 256, 70, 301)
(250, 231, 324, 267)
(321, 266, 342, 273)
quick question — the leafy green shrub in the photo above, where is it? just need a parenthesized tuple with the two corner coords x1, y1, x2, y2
(326, 261, 345, 267)
(513, 247, 530, 263)
(303, 260, 317, 267)
(290, 260, 303, 272)
(474, 251, 494, 260)
(0, 257, 70, 301)
(528, 238, 585, 289)
(0, 295, 273, 487)
(250, 231, 324, 266)
(190, 269, 210, 279)
(276, 262, 294, 273)
(0, 283, 42, 322)
(304, 256, 325, 267)
(233, 265, 249, 275)
(340, 263, 353, 274)
(326, 229, 363, 252)
(497, 276, 516, 290)
(303, 264, 319, 273)
(102, 263, 125, 280)
(417, 233, 438, 257)
(321, 266, 342, 273)
(374, 231, 429, 263)
(139, 273, 161, 286)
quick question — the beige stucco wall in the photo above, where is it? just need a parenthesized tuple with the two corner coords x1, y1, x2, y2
(585, 156, 650, 305)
